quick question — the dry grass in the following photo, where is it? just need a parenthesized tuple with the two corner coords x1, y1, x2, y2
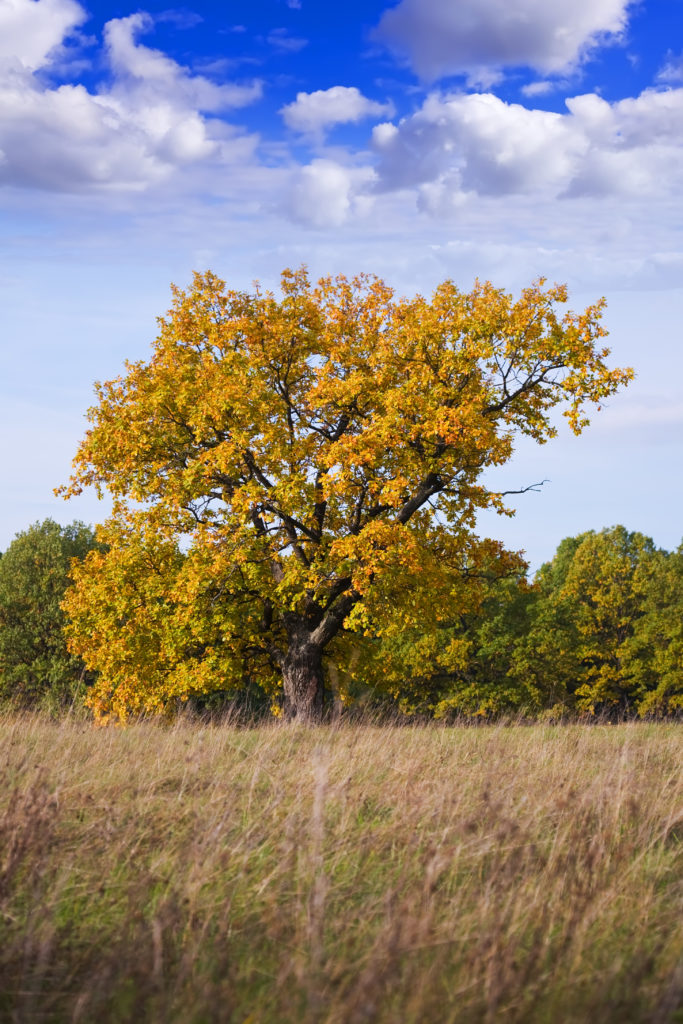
(0, 713, 681, 1023)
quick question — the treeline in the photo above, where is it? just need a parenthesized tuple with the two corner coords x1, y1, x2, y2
(377, 526, 683, 719)
(0, 519, 681, 719)
(0, 520, 98, 711)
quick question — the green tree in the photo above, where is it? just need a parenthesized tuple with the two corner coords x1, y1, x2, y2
(372, 569, 540, 718)
(625, 544, 683, 715)
(515, 527, 669, 716)
(61, 269, 631, 722)
(0, 519, 97, 709)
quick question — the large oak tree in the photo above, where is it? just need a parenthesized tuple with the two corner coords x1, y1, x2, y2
(61, 269, 631, 721)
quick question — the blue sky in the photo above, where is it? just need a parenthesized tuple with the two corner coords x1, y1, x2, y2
(2, 0, 682, 568)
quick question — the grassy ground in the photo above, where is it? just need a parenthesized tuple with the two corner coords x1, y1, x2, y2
(0, 714, 681, 1023)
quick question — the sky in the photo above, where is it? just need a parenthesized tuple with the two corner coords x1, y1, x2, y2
(2, 0, 682, 569)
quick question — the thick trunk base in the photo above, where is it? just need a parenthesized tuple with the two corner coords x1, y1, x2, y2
(282, 644, 325, 722)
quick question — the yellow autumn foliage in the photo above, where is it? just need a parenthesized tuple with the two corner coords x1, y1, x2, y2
(60, 268, 632, 719)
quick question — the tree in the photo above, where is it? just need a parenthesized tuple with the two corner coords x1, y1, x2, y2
(561, 527, 659, 712)
(624, 544, 683, 716)
(513, 526, 676, 716)
(367, 565, 539, 718)
(430, 574, 544, 718)
(0, 519, 97, 709)
(61, 269, 632, 721)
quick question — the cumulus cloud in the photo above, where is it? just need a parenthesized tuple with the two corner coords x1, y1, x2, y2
(371, 87, 683, 211)
(284, 158, 376, 227)
(281, 86, 393, 137)
(104, 13, 262, 111)
(0, 6, 261, 191)
(373, 0, 634, 80)
(0, 0, 86, 71)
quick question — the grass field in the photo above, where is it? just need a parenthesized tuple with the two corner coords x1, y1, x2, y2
(1, 714, 681, 1023)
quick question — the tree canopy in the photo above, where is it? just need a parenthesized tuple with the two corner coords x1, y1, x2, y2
(521, 527, 683, 716)
(0, 519, 97, 709)
(61, 268, 632, 720)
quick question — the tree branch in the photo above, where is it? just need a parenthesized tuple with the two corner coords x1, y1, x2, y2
(492, 480, 548, 497)
(396, 472, 446, 525)
(242, 450, 274, 490)
(309, 589, 361, 648)
(250, 508, 284, 583)
(318, 575, 353, 614)
(312, 469, 327, 539)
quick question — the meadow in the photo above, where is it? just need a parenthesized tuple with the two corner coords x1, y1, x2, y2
(1, 714, 681, 1023)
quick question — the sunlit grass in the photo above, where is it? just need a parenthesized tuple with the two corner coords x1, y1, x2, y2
(1, 714, 681, 1022)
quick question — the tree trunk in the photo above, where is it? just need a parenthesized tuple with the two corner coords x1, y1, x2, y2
(282, 639, 325, 722)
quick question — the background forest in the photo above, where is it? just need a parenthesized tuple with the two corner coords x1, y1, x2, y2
(1, 518, 681, 720)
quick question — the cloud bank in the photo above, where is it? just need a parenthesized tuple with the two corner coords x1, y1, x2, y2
(2, 0, 683, 246)
(371, 88, 683, 212)
(0, 0, 260, 191)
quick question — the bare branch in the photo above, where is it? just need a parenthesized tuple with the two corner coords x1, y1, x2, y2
(494, 480, 548, 497)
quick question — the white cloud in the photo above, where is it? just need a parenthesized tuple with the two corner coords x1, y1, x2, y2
(373, 0, 634, 80)
(284, 159, 376, 227)
(372, 94, 581, 197)
(521, 81, 556, 98)
(464, 67, 504, 91)
(0, 8, 261, 191)
(0, 0, 86, 71)
(104, 14, 262, 112)
(267, 28, 307, 53)
(0, 78, 170, 190)
(281, 86, 394, 136)
(371, 87, 683, 206)
(657, 51, 683, 85)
